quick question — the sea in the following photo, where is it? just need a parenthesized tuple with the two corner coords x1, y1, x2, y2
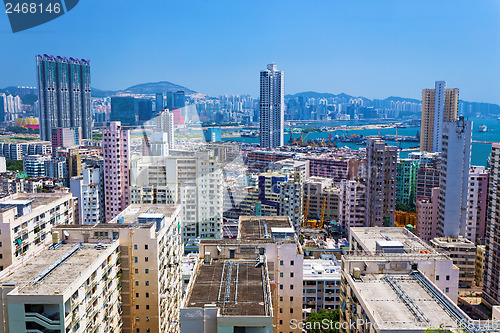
(222, 117, 500, 167)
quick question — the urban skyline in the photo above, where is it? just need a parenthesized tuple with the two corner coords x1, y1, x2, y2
(1, 1, 500, 104)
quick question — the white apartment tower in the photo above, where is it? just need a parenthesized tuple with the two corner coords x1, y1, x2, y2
(260, 63, 284, 148)
(438, 117, 472, 238)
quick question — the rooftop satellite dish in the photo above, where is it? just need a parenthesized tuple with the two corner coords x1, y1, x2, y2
(63, 230, 70, 237)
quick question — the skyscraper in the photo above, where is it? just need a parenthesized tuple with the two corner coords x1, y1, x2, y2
(155, 92, 164, 114)
(366, 137, 397, 227)
(420, 81, 459, 153)
(110, 96, 138, 125)
(259, 63, 284, 148)
(483, 143, 500, 306)
(437, 117, 472, 238)
(36, 55, 91, 141)
(103, 121, 130, 221)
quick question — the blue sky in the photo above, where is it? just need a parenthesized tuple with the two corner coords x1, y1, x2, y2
(1, 0, 500, 103)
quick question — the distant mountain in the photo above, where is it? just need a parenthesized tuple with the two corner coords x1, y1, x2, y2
(384, 96, 421, 104)
(121, 81, 196, 95)
(90, 81, 197, 98)
(286, 91, 370, 101)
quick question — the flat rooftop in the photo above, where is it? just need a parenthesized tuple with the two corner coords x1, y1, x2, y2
(186, 260, 269, 316)
(238, 216, 292, 239)
(350, 273, 459, 330)
(351, 227, 435, 254)
(0, 243, 114, 296)
(303, 259, 341, 280)
(112, 204, 179, 224)
(0, 192, 71, 212)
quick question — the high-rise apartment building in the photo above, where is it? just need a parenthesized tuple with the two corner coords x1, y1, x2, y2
(103, 121, 130, 221)
(437, 117, 472, 238)
(366, 138, 397, 227)
(395, 158, 419, 206)
(259, 63, 284, 148)
(130, 151, 223, 242)
(416, 187, 440, 243)
(70, 163, 104, 225)
(338, 179, 366, 234)
(51, 127, 81, 154)
(0, 192, 76, 271)
(483, 143, 500, 306)
(54, 204, 182, 333)
(420, 81, 459, 153)
(111, 97, 138, 126)
(465, 166, 489, 244)
(0, 242, 121, 333)
(156, 109, 175, 149)
(36, 55, 91, 141)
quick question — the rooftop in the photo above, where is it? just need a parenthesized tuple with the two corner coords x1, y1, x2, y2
(431, 236, 476, 249)
(238, 216, 293, 239)
(0, 192, 71, 212)
(185, 260, 270, 316)
(303, 259, 341, 280)
(350, 227, 435, 254)
(348, 273, 459, 330)
(0, 243, 115, 296)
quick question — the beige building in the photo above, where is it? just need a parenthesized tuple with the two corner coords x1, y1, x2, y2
(0, 192, 76, 271)
(0, 242, 121, 333)
(191, 216, 304, 333)
(54, 204, 182, 333)
(303, 177, 339, 224)
(420, 81, 459, 153)
(475, 245, 486, 288)
(431, 236, 476, 288)
(349, 227, 459, 301)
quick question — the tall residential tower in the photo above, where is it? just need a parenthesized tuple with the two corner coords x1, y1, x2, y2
(420, 81, 459, 153)
(36, 54, 92, 141)
(259, 63, 284, 148)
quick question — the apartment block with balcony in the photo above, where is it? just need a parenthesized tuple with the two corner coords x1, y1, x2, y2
(0, 192, 76, 271)
(54, 204, 182, 333)
(349, 227, 459, 301)
(303, 259, 341, 315)
(0, 242, 121, 333)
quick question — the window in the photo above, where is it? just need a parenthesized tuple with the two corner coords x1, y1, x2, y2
(134, 245, 138, 250)
(446, 275, 450, 281)
(280, 260, 283, 266)
(290, 308, 293, 313)
(290, 260, 294, 266)
(290, 284, 294, 290)
(146, 305, 150, 310)
(136, 305, 139, 309)
(145, 257, 149, 262)
(145, 245, 149, 250)
(436, 275, 439, 281)
(136, 293, 139, 297)
(135, 281, 139, 286)
(290, 296, 293, 301)
(135, 269, 139, 274)
(280, 308, 283, 313)
(146, 293, 149, 298)
(290, 272, 294, 278)
(145, 281, 149, 286)
(134, 257, 138, 263)
(280, 272, 283, 278)
(446, 287, 450, 293)
(145, 269, 149, 274)
(280, 296, 283, 301)
(280, 284, 283, 290)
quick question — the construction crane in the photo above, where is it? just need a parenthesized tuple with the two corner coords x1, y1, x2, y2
(302, 195, 309, 228)
(318, 196, 327, 229)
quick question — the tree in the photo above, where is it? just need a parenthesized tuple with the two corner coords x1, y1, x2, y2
(6, 159, 23, 172)
(304, 309, 340, 333)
